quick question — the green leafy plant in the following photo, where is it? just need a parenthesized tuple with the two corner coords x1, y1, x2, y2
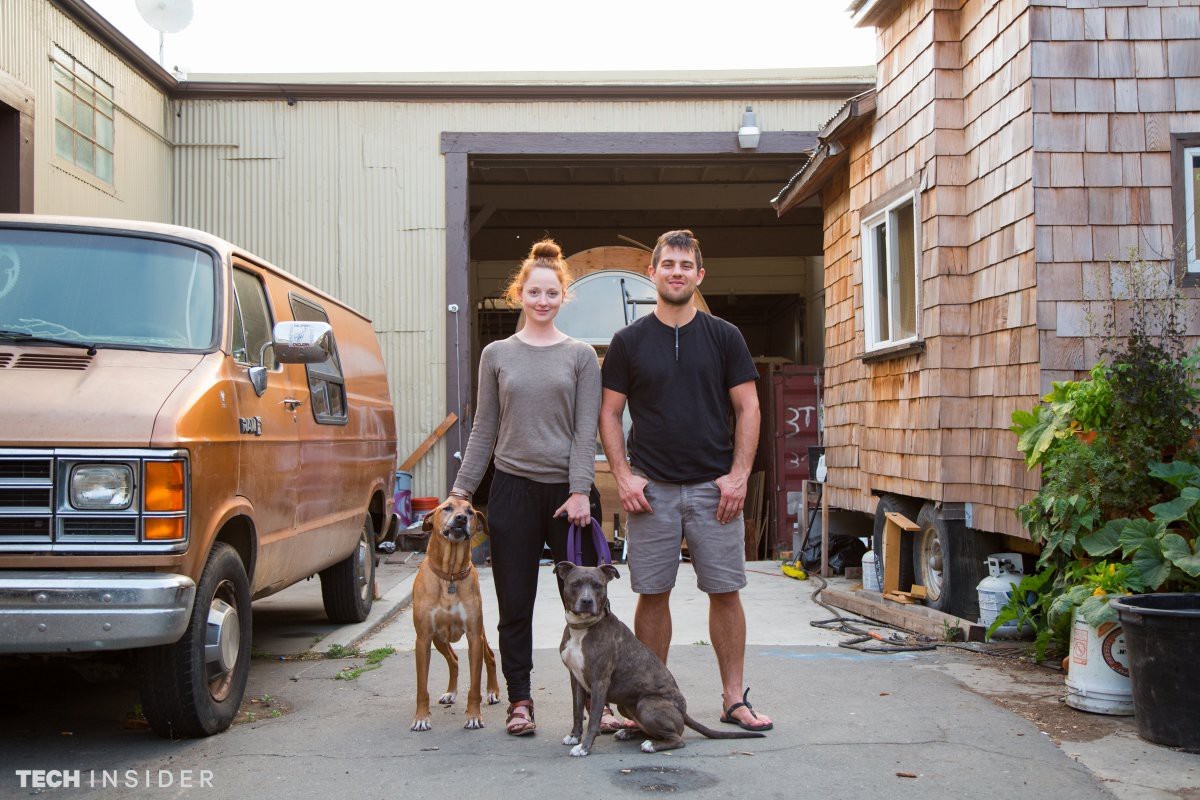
(986, 568, 1061, 660)
(1048, 561, 1142, 630)
(1008, 250, 1200, 660)
(1011, 365, 1114, 470)
(1078, 461, 1200, 593)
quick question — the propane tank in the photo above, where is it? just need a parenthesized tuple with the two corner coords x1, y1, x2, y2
(862, 551, 880, 592)
(977, 553, 1029, 638)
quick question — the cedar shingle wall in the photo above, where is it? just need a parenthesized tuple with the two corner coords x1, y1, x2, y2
(1030, 0, 1200, 377)
(822, 0, 1037, 537)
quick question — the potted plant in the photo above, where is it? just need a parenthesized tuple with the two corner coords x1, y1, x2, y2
(1001, 251, 1200, 732)
(1081, 462, 1200, 749)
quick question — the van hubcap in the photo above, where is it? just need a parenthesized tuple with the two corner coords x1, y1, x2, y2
(204, 581, 240, 701)
(356, 535, 370, 603)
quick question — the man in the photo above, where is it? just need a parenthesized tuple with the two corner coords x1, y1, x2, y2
(598, 229, 772, 732)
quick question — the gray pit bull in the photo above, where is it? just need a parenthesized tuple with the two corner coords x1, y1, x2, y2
(555, 561, 766, 756)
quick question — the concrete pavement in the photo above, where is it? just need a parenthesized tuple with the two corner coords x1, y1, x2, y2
(1, 559, 1197, 799)
(249, 550, 421, 657)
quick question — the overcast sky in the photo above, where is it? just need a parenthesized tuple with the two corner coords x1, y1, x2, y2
(86, 0, 877, 75)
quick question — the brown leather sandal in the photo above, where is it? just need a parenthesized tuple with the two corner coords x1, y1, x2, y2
(598, 705, 624, 734)
(505, 699, 536, 736)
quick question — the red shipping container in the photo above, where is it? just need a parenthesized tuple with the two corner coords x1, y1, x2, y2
(769, 366, 822, 555)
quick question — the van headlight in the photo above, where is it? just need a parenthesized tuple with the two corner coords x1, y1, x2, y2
(69, 465, 134, 510)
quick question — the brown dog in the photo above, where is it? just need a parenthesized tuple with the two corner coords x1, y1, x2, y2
(410, 496, 500, 731)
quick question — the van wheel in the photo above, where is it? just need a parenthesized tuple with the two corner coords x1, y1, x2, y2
(321, 515, 375, 623)
(138, 542, 252, 738)
(871, 495, 919, 593)
(912, 503, 996, 620)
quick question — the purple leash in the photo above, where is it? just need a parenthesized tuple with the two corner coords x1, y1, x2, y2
(567, 520, 612, 566)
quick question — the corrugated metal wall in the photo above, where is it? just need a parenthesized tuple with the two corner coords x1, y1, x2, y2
(1, 0, 173, 218)
(174, 96, 844, 493)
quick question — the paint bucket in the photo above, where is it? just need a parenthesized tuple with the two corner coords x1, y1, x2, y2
(1064, 614, 1133, 716)
(862, 551, 880, 592)
(1111, 593, 1200, 751)
(393, 470, 413, 527)
(411, 496, 440, 527)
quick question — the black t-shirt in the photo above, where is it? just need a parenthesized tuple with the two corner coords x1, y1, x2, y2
(602, 311, 758, 483)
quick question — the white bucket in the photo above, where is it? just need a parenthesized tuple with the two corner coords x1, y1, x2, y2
(862, 551, 880, 592)
(1065, 614, 1133, 715)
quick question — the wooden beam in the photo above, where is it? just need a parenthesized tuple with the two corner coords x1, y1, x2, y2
(881, 511, 919, 595)
(469, 226, 824, 261)
(471, 183, 791, 211)
(400, 412, 459, 473)
(821, 588, 986, 642)
(469, 204, 497, 238)
(443, 131, 820, 156)
(444, 152, 470, 492)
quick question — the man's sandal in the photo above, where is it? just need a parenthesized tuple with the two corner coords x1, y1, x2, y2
(719, 688, 773, 732)
(505, 700, 536, 736)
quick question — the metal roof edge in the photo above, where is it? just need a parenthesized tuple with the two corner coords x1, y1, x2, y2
(176, 79, 876, 103)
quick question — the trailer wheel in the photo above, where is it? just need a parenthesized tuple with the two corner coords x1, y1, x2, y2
(871, 495, 918, 592)
(912, 503, 996, 620)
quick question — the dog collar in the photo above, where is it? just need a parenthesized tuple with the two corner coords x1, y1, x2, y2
(429, 562, 472, 594)
(566, 602, 609, 630)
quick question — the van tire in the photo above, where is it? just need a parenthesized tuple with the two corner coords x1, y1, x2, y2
(912, 503, 996, 620)
(871, 494, 918, 593)
(321, 515, 375, 623)
(138, 542, 252, 738)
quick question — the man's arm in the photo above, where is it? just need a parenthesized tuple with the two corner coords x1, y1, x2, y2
(599, 387, 652, 514)
(714, 380, 760, 524)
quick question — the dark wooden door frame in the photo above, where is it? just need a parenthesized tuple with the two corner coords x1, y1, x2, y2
(0, 70, 35, 213)
(439, 130, 817, 490)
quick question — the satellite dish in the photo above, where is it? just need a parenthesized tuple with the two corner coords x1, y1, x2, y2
(136, 0, 194, 66)
(136, 0, 193, 33)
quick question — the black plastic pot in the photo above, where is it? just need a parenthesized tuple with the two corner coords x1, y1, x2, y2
(1110, 593, 1200, 752)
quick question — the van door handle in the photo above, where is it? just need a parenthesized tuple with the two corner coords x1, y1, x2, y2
(282, 397, 303, 411)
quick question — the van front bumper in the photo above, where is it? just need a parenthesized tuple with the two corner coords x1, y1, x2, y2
(0, 572, 195, 653)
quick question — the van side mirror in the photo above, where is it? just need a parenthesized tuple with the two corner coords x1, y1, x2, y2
(247, 321, 333, 397)
(272, 321, 334, 364)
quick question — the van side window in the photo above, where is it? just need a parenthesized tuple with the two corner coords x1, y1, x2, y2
(231, 268, 277, 369)
(289, 295, 348, 425)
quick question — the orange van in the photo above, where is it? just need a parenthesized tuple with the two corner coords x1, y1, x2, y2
(0, 215, 398, 737)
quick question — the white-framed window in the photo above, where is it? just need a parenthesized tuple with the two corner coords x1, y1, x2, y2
(1186, 145, 1200, 274)
(861, 193, 919, 350)
(51, 45, 114, 184)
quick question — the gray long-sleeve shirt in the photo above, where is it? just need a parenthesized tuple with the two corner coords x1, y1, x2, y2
(453, 335, 601, 496)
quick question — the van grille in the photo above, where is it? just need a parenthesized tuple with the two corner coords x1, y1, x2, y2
(0, 450, 188, 552)
(0, 460, 52, 480)
(0, 352, 11, 368)
(0, 517, 52, 543)
(11, 353, 93, 370)
(60, 518, 138, 539)
(0, 487, 52, 510)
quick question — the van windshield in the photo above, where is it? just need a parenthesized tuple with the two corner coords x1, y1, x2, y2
(0, 228, 217, 351)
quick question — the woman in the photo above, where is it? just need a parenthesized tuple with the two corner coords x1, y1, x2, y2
(450, 239, 615, 736)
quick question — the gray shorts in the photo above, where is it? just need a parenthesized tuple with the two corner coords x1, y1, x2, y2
(626, 475, 747, 595)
